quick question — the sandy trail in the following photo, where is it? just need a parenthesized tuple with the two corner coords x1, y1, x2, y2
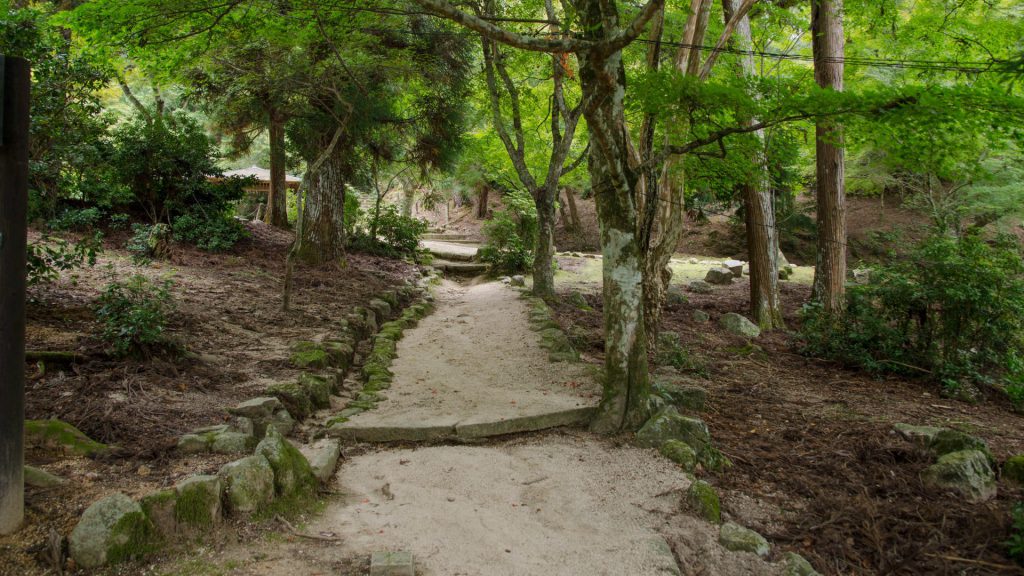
(339, 280, 599, 433)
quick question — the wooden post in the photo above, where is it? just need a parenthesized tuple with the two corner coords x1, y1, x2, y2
(0, 56, 31, 536)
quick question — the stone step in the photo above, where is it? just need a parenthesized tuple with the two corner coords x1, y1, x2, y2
(432, 259, 490, 275)
(422, 233, 474, 242)
(327, 406, 596, 443)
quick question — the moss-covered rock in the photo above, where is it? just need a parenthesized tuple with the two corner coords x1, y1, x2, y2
(298, 373, 332, 410)
(219, 455, 275, 517)
(1004, 455, 1024, 485)
(70, 493, 156, 568)
(720, 313, 760, 338)
(267, 381, 314, 420)
(24, 465, 65, 488)
(685, 480, 721, 523)
(928, 429, 992, 461)
(228, 397, 282, 419)
(174, 475, 223, 530)
(894, 423, 944, 448)
(25, 419, 108, 457)
(323, 340, 354, 371)
(653, 382, 708, 412)
(719, 522, 769, 557)
(921, 449, 997, 503)
(782, 552, 821, 576)
(209, 430, 255, 454)
(368, 298, 392, 322)
(255, 427, 317, 497)
(289, 341, 329, 369)
(660, 440, 697, 472)
(139, 489, 177, 538)
(636, 406, 711, 449)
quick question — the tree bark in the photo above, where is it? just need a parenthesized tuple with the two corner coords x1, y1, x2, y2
(811, 0, 847, 314)
(576, 0, 651, 433)
(265, 110, 289, 228)
(297, 146, 346, 265)
(564, 187, 581, 231)
(533, 189, 557, 299)
(476, 184, 489, 219)
(723, 0, 784, 329)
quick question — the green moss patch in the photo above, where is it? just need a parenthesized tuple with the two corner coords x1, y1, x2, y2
(25, 419, 108, 456)
(685, 480, 721, 523)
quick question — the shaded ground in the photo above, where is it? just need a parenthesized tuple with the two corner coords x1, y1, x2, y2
(2, 222, 417, 576)
(550, 273, 1024, 575)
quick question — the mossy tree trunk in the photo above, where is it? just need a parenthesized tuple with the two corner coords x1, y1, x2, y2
(297, 146, 346, 266)
(533, 190, 557, 299)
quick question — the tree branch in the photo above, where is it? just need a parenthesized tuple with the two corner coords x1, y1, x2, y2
(698, 0, 758, 80)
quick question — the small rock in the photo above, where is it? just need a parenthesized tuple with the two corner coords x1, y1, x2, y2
(893, 423, 944, 447)
(685, 480, 721, 523)
(692, 310, 710, 323)
(653, 383, 708, 412)
(176, 433, 210, 454)
(269, 409, 296, 436)
(136, 465, 151, 477)
(720, 313, 760, 338)
(719, 522, 770, 557)
(928, 429, 991, 460)
(299, 438, 343, 485)
(921, 449, 997, 503)
(688, 258, 699, 264)
(510, 275, 526, 287)
(723, 260, 744, 278)
(370, 550, 415, 576)
(782, 552, 821, 576)
(69, 493, 154, 568)
(24, 465, 65, 488)
(704, 268, 734, 285)
(228, 397, 283, 419)
(660, 440, 697, 472)
(499, 276, 511, 284)
(852, 268, 872, 284)
(635, 406, 711, 450)
(687, 280, 714, 294)
(255, 427, 317, 497)
(210, 430, 255, 455)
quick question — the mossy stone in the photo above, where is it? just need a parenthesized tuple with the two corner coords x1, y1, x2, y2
(653, 382, 708, 412)
(782, 552, 821, 576)
(921, 449, 997, 503)
(660, 440, 697, 472)
(289, 341, 329, 369)
(139, 489, 177, 537)
(70, 493, 156, 568)
(298, 373, 332, 409)
(255, 427, 317, 497)
(636, 406, 710, 449)
(267, 381, 313, 419)
(219, 455, 275, 517)
(928, 429, 992, 462)
(719, 522, 770, 557)
(685, 480, 721, 523)
(24, 465, 65, 488)
(25, 419, 108, 456)
(368, 298, 392, 321)
(1004, 455, 1024, 485)
(174, 475, 223, 529)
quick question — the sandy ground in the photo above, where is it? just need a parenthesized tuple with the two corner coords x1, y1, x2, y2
(339, 281, 599, 432)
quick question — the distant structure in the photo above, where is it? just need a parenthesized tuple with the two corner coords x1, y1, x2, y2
(215, 166, 301, 220)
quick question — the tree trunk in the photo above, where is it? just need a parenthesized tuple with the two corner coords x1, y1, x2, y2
(533, 187, 557, 299)
(477, 184, 489, 219)
(297, 147, 346, 265)
(264, 111, 290, 228)
(565, 187, 581, 231)
(558, 188, 571, 229)
(811, 0, 847, 314)
(401, 186, 416, 218)
(576, 0, 651, 433)
(724, 0, 784, 329)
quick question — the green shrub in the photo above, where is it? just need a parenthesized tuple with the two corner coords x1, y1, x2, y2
(126, 223, 171, 264)
(93, 274, 176, 358)
(171, 213, 249, 252)
(654, 331, 708, 377)
(480, 210, 533, 274)
(1007, 502, 1024, 565)
(355, 204, 427, 256)
(800, 233, 1024, 395)
(26, 233, 102, 286)
(48, 206, 104, 231)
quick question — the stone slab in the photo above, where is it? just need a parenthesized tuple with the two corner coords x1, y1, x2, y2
(370, 550, 415, 576)
(454, 407, 596, 440)
(299, 438, 343, 484)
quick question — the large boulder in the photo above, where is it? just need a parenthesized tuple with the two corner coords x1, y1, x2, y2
(173, 475, 223, 530)
(69, 493, 155, 568)
(255, 427, 317, 497)
(719, 522, 770, 557)
(720, 313, 760, 339)
(921, 449, 997, 503)
(704, 268, 734, 285)
(219, 455, 275, 516)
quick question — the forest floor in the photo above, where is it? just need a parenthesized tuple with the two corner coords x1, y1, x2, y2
(1, 222, 418, 576)
(550, 255, 1024, 575)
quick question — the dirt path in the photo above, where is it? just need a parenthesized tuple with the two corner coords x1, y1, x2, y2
(333, 281, 599, 439)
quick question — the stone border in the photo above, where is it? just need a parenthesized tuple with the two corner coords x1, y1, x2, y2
(518, 290, 580, 363)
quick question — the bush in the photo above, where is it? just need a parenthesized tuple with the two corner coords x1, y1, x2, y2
(93, 274, 176, 358)
(171, 213, 248, 252)
(359, 204, 427, 256)
(26, 233, 102, 286)
(1007, 502, 1024, 565)
(799, 233, 1024, 396)
(48, 206, 104, 231)
(479, 210, 533, 274)
(126, 223, 171, 264)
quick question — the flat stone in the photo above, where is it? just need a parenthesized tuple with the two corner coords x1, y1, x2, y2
(370, 550, 415, 576)
(894, 423, 944, 447)
(921, 449, 997, 503)
(719, 522, 770, 557)
(69, 493, 154, 568)
(299, 438, 343, 484)
(219, 455, 275, 517)
(24, 465, 65, 488)
(720, 313, 760, 338)
(269, 409, 296, 436)
(329, 421, 458, 443)
(455, 407, 596, 439)
(228, 397, 282, 419)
